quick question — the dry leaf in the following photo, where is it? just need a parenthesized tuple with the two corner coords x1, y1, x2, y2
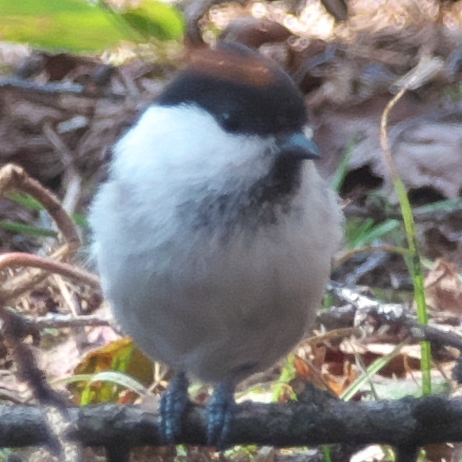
(425, 259, 462, 313)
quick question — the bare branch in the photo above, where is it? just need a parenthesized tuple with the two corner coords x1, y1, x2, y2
(1, 396, 462, 451)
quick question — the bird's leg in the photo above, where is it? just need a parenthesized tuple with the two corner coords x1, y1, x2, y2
(206, 381, 236, 450)
(159, 371, 189, 444)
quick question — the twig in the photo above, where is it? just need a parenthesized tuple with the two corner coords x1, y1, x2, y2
(0, 76, 85, 94)
(43, 123, 83, 216)
(0, 252, 100, 304)
(335, 244, 412, 266)
(0, 309, 71, 459)
(0, 164, 80, 256)
(330, 283, 462, 352)
(2, 397, 462, 450)
(0, 76, 124, 100)
(0, 164, 99, 301)
(32, 313, 113, 330)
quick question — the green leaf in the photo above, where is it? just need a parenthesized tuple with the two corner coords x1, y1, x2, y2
(76, 370, 148, 405)
(0, 0, 127, 52)
(120, 0, 185, 41)
(72, 213, 89, 229)
(354, 219, 400, 248)
(346, 217, 400, 249)
(0, 0, 184, 53)
(0, 220, 57, 238)
(7, 193, 44, 211)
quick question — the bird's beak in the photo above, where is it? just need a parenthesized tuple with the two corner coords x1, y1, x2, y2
(277, 133, 320, 160)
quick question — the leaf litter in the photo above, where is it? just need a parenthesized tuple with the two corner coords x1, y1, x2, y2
(1, 0, 462, 460)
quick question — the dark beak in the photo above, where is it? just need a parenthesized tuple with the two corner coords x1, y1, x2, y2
(278, 133, 320, 160)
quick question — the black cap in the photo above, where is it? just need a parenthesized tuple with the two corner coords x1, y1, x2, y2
(157, 43, 308, 137)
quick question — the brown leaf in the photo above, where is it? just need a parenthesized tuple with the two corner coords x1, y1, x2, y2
(425, 259, 462, 313)
(425, 443, 454, 462)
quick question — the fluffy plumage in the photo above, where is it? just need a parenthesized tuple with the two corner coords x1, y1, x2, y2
(89, 44, 343, 446)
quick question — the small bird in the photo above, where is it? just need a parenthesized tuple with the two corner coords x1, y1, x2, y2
(89, 43, 342, 448)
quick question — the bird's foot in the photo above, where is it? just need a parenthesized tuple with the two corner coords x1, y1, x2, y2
(206, 382, 236, 450)
(159, 372, 189, 444)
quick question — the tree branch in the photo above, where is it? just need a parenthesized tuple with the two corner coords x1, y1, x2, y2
(1, 395, 462, 451)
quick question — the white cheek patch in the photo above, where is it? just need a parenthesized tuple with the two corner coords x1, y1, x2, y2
(112, 104, 277, 196)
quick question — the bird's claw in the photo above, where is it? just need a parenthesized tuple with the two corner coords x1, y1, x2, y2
(159, 372, 189, 444)
(206, 382, 236, 450)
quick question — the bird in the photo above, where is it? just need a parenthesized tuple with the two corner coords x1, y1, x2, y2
(89, 42, 343, 449)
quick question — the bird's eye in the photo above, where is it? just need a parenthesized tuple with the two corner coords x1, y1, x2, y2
(219, 112, 241, 132)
